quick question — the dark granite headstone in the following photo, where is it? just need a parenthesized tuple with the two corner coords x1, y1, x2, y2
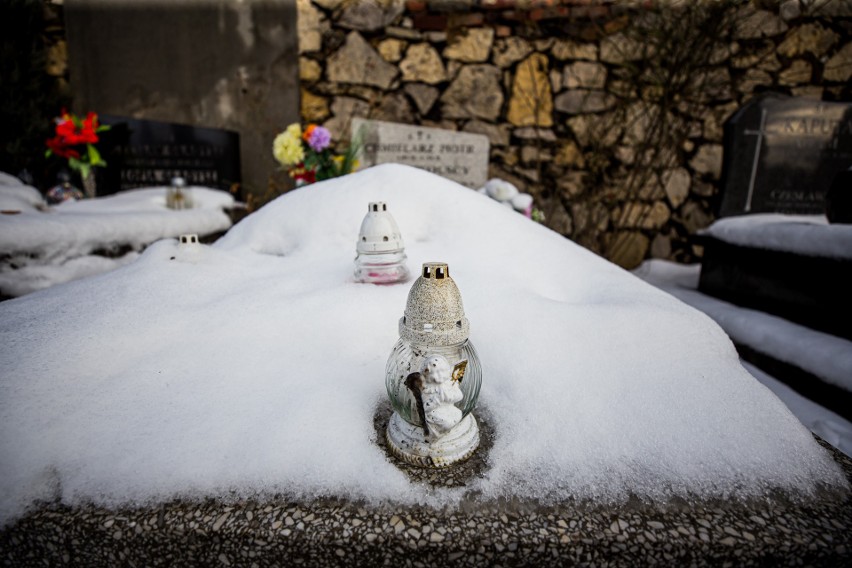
(93, 115, 241, 196)
(719, 94, 852, 217)
(698, 232, 852, 419)
(826, 168, 852, 223)
(698, 235, 852, 341)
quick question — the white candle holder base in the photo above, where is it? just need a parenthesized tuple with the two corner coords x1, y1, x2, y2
(386, 412, 480, 468)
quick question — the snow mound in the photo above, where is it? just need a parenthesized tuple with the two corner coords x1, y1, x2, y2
(0, 176, 45, 213)
(0, 164, 845, 526)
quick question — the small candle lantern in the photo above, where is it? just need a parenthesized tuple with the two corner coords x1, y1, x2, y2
(166, 177, 193, 210)
(354, 202, 409, 284)
(45, 170, 83, 204)
(178, 234, 200, 246)
(385, 262, 481, 467)
(172, 233, 202, 263)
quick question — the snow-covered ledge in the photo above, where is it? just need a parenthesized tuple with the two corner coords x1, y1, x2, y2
(699, 214, 852, 260)
(0, 179, 235, 297)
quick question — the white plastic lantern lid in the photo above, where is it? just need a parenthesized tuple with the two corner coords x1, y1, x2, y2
(356, 202, 405, 254)
(399, 262, 470, 346)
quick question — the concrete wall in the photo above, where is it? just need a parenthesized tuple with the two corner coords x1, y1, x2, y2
(66, 0, 301, 202)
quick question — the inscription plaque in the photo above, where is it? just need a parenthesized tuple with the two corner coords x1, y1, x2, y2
(719, 95, 852, 217)
(353, 119, 489, 189)
(94, 115, 241, 196)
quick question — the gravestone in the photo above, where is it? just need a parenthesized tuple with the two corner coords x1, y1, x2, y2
(94, 115, 241, 196)
(352, 119, 489, 189)
(719, 94, 852, 217)
(702, 98, 852, 412)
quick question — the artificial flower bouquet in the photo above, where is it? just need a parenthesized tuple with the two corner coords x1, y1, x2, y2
(45, 109, 110, 184)
(273, 123, 359, 186)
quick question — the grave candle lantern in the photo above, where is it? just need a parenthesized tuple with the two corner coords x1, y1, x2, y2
(172, 233, 202, 263)
(166, 176, 193, 210)
(385, 262, 481, 467)
(354, 202, 409, 284)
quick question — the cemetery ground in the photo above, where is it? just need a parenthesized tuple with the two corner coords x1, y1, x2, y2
(4, 444, 851, 567)
(1, 165, 851, 565)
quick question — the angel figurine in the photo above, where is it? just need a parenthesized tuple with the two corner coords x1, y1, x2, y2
(405, 355, 465, 440)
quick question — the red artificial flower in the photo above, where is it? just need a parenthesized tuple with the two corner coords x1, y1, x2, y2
(81, 112, 100, 143)
(54, 111, 100, 146)
(45, 109, 110, 183)
(45, 135, 81, 159)
(291, 163, 316, 185)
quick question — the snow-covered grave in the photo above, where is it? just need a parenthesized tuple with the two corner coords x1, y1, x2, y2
(1, 165, 850, 562)
(635, 259, 852, 458)
(0, 171, 235, 298)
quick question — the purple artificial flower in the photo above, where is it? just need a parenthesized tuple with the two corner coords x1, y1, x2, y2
(308, 126, 332, 152)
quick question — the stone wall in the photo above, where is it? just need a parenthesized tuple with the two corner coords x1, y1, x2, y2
(297, 0, 852, 268)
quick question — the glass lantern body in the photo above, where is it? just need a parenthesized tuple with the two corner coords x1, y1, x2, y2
(355, 250, 409, 284)
(385, 261, 482, 426)
(167, 177, 193, 210)
(46, 181, 83, 204)
(385, 337, 482, 426)
(46, 171, 83, 205)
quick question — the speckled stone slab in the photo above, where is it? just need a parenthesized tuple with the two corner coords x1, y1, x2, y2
(2, 434, 850, 567)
